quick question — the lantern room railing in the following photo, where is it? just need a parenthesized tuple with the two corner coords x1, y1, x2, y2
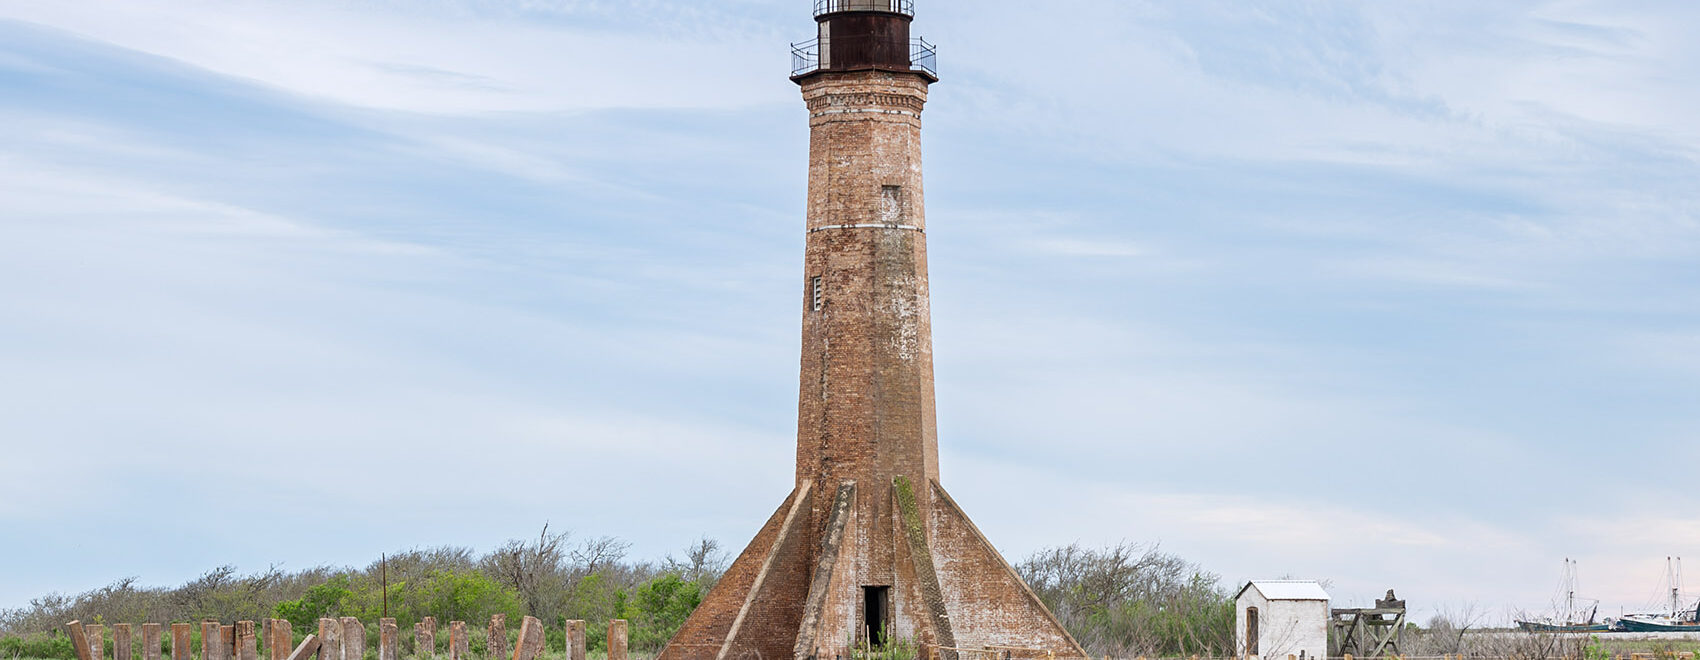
(814, 0, 915, 17)
(791, 37, 937, 78)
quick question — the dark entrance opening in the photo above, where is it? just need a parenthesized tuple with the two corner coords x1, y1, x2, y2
(863, 586, 890, 647)
(1246, 606, 1260, 656)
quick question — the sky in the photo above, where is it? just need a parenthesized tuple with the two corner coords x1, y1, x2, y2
(1, 0, 1698, 626)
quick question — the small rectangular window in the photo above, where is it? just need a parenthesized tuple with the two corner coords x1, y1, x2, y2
(880, 185, 903, 225)
(810, 277, 823, 312)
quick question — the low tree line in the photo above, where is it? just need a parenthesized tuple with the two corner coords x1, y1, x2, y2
(1016, 542, 1235, 658)
(3, 535, 1237, 659)
(0, 526, 727, 656)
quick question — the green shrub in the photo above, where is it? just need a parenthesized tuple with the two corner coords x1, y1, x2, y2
(619, 573, 706, 651)
(1, 632, 77, 660)
(274, 571, 520, 633)
(274, 577, 353, 629)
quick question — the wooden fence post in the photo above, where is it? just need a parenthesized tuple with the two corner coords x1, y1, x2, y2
(447, 622, 468, 660)
(563, 621, 585, 660)
(87, 624, 106, 660)
(340, 618, 365, 660)
(414, 618, 436, 660)
(378, 619, 397, 660)
(271, 621, 293, 660)
(606, 620, 627, 660)
(510, 618, 542, 660)
(238, 622, 258, 660)
(142, 624, 163, 660)
(318, 620, 342, 660)
(170, 624, 191, 660)
(486, 615, 507, 660)
(67, 621, 95, 660)
(285, 636, 321, 660)
(114, 624, 133, 660)
(203, 623, 223, 660)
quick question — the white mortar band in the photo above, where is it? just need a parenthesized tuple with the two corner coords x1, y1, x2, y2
(808, 223, 925, 233)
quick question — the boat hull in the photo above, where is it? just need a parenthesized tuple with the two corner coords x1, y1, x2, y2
(1614, 619, 1700, 632)
(1517, 621, 1612, 633)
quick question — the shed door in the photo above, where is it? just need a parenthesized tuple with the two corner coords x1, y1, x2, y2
(1246, 606, 1259, 656)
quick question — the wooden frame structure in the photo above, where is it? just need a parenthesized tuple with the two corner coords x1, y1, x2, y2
(1330, 590, 1406, 659)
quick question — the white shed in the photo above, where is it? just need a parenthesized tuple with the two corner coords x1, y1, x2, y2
(1235, 580, 1329, 660)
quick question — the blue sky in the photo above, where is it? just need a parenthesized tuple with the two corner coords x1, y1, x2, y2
(2, 0, 1698, 624)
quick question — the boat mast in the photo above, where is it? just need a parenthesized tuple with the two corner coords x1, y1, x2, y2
(1567, 559, 1577, 623)
(1667, 557, 1683, 615)
(1677, 557, 1686, 616)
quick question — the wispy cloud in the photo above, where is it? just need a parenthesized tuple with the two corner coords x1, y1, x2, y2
(0, 0, 1695, 622)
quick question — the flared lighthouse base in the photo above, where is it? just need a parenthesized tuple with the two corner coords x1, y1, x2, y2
(658, 479, 1086, 660)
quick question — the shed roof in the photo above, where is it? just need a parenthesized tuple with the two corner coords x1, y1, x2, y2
(1237, 580, 1330, 601)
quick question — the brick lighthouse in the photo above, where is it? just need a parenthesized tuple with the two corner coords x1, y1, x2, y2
(659, 3, 1086, 659)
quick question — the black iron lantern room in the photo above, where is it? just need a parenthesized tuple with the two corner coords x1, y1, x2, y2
(791, 0, 937, 82)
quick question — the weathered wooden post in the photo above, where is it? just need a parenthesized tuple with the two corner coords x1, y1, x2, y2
(271, 621, 293, 660)
(114, 624, 133, 660)
(67, 621, 95, 660)
(143, 624, 163, 660)
(238, 622, 258, 660)
(318, 620, 342, 660)
(563, 621, 585, 660)
(414, 618, 436, 660)
(605, 620, 627, 660)
(378, 619, 398, 660)
(447, 622, 468, 660)
(485, 615, 506, 660)
(222, 625, 236, 660)
(510, 617, 543, 660)
(341, 618, 365, 660)
(170, 624, 192, 660)
(202, 623, 223, 660)
(88, 623, 107, 660)
(285, 635, 321, 660)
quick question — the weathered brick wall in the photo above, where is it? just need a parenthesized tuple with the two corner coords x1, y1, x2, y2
(796, 74, 944, 658)
(658, 487, 806, 660)
(795, 70, 939, 505)
(717, 483, 815, 660)
(793, 483, 859, 660)
(929, 482, 1089, 659)
(659, 60, 1085, 660)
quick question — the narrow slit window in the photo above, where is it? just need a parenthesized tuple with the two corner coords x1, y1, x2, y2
(810, 276, 824, 312)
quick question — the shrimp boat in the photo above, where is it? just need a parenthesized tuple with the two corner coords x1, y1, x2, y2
(1614, 557, 1700, 632)
(1517, 559, 1611, 633)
